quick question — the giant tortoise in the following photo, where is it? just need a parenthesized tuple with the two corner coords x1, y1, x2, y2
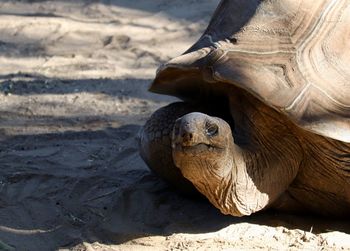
(139, 0, 350, 217)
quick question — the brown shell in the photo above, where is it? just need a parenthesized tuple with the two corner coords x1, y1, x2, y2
(150, 0, 350, 142)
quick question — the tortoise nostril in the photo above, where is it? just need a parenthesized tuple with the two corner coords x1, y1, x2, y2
(182, 132, 193, 143)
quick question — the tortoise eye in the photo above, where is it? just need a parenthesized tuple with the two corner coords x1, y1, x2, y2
(205, 121, 218, 137)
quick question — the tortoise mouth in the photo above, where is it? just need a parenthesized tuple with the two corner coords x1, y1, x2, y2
(173, 142, 224, 155)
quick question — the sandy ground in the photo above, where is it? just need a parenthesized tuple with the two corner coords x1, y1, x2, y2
(0, 1, 348, 250)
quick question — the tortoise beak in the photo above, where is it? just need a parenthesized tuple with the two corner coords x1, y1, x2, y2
(172, 117, 198, 147)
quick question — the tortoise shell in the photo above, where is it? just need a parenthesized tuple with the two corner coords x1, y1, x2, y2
(150, 0, 350, 142)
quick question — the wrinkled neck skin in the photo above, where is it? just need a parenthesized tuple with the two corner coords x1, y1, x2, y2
(175, 92, 304, 217)
(184, 140, 273, 217)
(230, 93, 304, 216)
(181, 135, 302, 217)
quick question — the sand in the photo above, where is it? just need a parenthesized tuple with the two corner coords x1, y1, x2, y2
(0, 1, 348, 250)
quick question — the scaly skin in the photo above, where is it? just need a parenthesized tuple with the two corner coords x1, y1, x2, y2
(140, 94, 350, 216)
(139, 102, 200, 195)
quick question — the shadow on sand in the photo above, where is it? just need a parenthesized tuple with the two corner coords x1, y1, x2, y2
(0, 73, 164, 100)
(0, 120, 348, 250)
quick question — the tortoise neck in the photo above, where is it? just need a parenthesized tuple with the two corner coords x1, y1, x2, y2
(227, 90, 304, 214)
(202, 144, 271, 216)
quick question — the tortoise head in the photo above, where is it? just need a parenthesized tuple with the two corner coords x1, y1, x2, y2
(172, 112, 234, 181)
(171, 112, 249, 216)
